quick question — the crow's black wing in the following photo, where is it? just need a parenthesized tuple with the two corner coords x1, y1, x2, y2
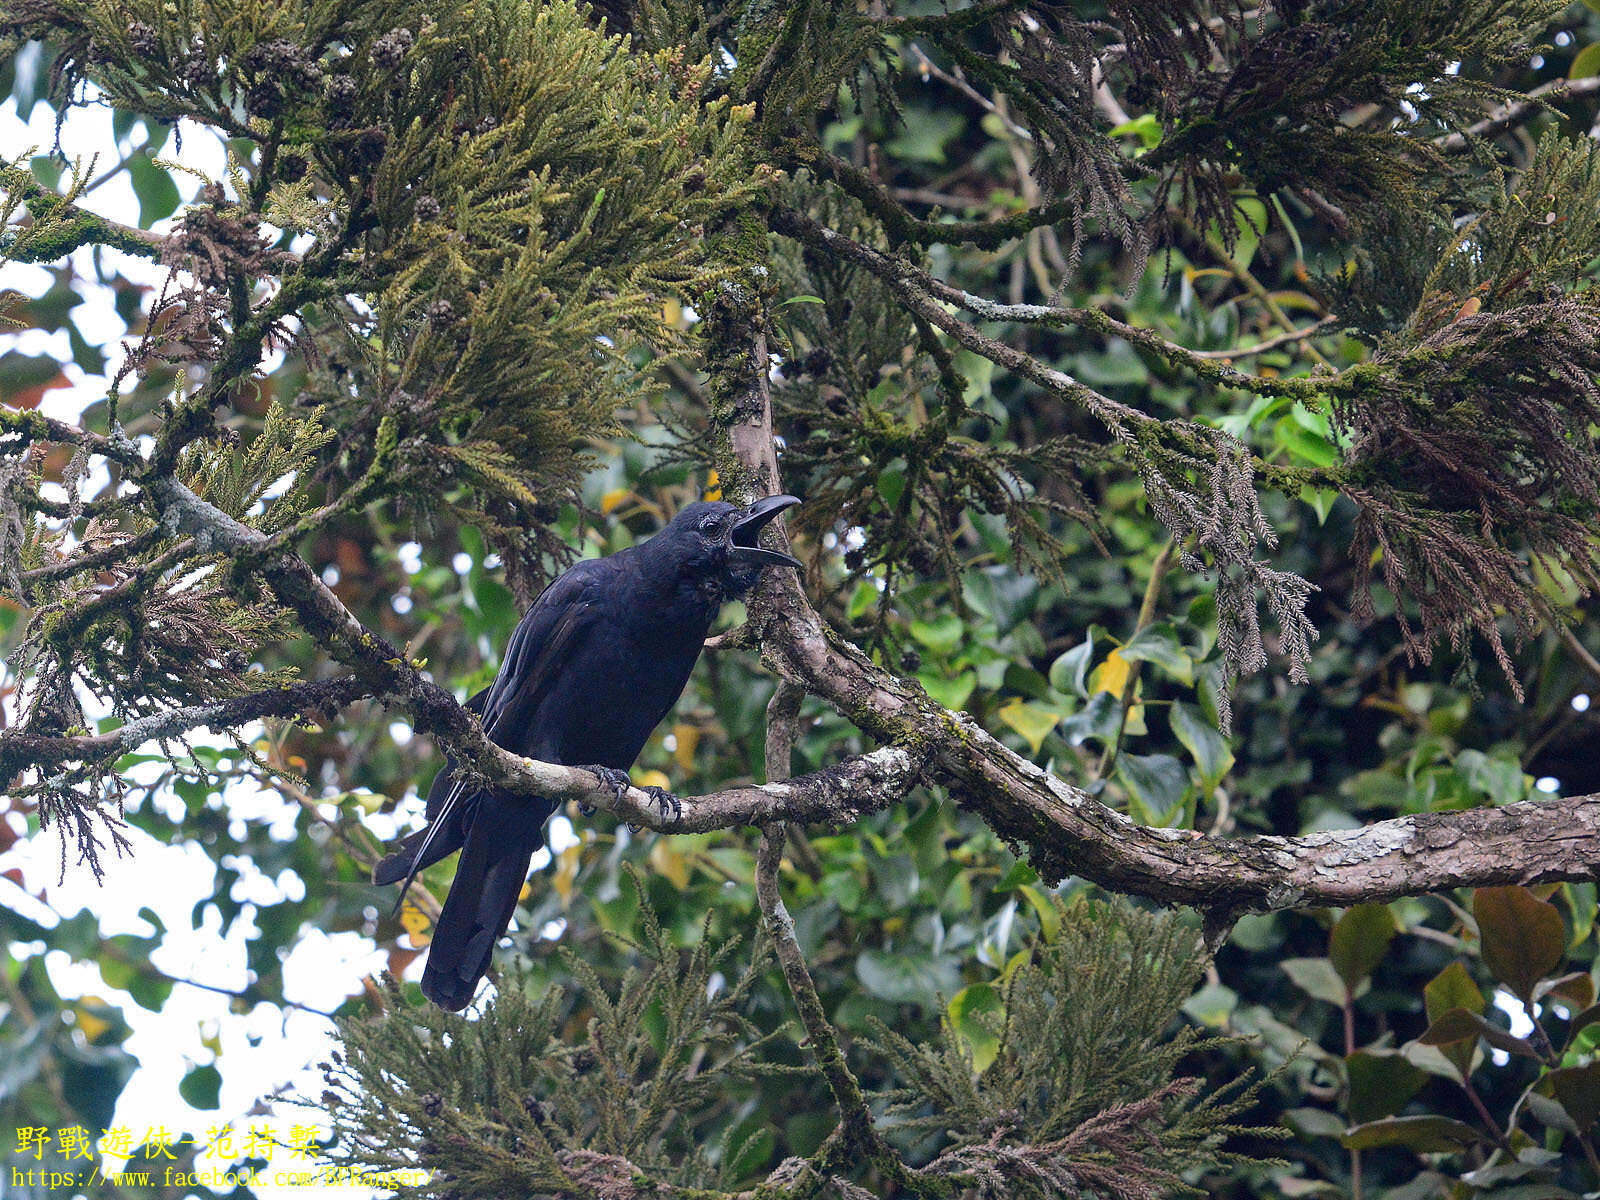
(476, 555, 615, 752)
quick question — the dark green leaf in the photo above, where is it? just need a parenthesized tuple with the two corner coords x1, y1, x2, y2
(1345, 1051, 1427, 1124)
(1282, 957, 1349, 1006)
(1418, 1007, 1539, 1059)
(127, 153, 182, 228)
(178, 1063, 222, 1110)
(1474, 886, 1566, 1002)
(1118, 622, 1194, 685)
(1340, 1115, 1489, 1152)
(1116, 753, 1189, 825)
(1545, 1061, 1600, 1131)
(1329, 904, 1395, 989)
(1169, 701, 1233, 787)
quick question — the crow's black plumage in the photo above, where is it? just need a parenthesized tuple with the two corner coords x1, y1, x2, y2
(374, 494, 801, 1010)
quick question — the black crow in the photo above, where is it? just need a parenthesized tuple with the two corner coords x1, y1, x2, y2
(374, 494, 801, 1010)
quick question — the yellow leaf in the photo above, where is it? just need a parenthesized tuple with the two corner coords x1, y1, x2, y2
(634, 768, 671, 791)
(671, 723, 701, 771)
(650, 840, 690, 890)
(553, 842, 582, 904)
(662, 298, 683, 326)
(73, 1001, 111, 1041)
(997, 699, 1061, 754)
(704, 469, 721, 502)
(1090, 648, 1132, 697)
(600, 487, 632, 515)
(399, 901, 431, 946)
(1452, 295, 1481, 322)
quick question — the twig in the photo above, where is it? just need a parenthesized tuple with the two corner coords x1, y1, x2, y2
(1437, 76, 1600, 154)
(1190, 316, 1336, 359)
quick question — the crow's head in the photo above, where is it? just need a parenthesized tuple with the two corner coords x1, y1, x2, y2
(660, 494, 801, 595)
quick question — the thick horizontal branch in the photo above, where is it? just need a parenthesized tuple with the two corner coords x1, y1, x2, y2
(1, 169, 167, 263)
(705, 266, 1600, 915)
(0, 675, 374, 782)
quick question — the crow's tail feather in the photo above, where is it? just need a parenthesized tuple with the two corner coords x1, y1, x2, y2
(419, 800, 547, 1012)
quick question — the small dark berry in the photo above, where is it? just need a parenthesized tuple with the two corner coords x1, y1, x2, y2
(901, 649, 921, 672)
(473, 115, 498, 135)
(426, 299, 455, 329)
(801, 347, 831, 377)
(572, 1047, 598, 1073)
(413, 195, 440, 221)
(421, 1092, 443, 1116)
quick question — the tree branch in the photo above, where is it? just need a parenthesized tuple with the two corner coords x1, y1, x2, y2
(703, 257, 1600, 917)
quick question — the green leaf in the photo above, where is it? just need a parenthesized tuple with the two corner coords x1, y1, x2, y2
(1425, 961, 1484, 1021)
(1058, 690, 1121, 745)
(1118, 622, 1195, 686)
(1282, 957, 1349, 1006)
(1474, 886, 1566, 1002)
(1048, 635, 1096, 697)
(1340, 1115, 1488, 1152)
(1545, 1061, 1600, 1131)
(1329, 904, 1396, 989)
(876, 459, 908, 509)
(965, 566, 1038, 636)
(1418, 1007, 1540, 1059)
(1183, 982, 1238, 1028)
(919, 669, 976, 711)
(1571, 41, 1600, 80)
(1169, 702, 1233, 787)
(127, 153, 182, 228)
(1117, 753, 1189, 825)
(1345, 1051, 1427, 1124)
(910, 613, 966, 657)
(178, 1063, 222, 1110)
(856, 948, 961, 1006)
(947, 984, 1003, 1072)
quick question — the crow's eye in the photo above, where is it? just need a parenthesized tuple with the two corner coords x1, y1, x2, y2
(699, 515, 720, 533)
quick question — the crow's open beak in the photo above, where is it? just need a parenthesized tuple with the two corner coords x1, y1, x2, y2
(730, 494, 802, 569)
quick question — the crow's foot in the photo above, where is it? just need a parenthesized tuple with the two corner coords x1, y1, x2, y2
(641, 785, 682, 826)
(579, 765, 632, 816)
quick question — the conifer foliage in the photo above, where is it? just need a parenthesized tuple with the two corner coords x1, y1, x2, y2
(5, 0, 1600, 1195)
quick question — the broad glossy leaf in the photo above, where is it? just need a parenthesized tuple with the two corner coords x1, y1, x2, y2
(1475, 887, 1566, 1002)
(1048, 635, 1095, 698)
(1169, 701, 1233, 787)
(947, 983, 1003, 1073)
(1345, 1051, 1427, 1124)
(1425, 961, 1484, 1021)
(1118, 623, 1195, 686)
(1117, 753, 1189, 825)
(997, 699, 1062, 754)
(1329, 904, 1395, 989)
(1282, 957, 1349, 1006)
(127, 153, 181, 228)
(1545, 1061, 1600, 1131)
(1418, 1007, 1539, 1060)
(856, 948, 961, 1006)
(1340, 1115, 1488, 1152)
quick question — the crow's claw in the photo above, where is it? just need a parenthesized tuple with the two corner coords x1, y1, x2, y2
(642, 785, 682, 826)
(580, 765, 632, 810)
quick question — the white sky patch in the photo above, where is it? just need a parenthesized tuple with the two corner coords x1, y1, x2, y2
(1535, 776, 1561, 794)
(1572, 693, 1591, 713)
